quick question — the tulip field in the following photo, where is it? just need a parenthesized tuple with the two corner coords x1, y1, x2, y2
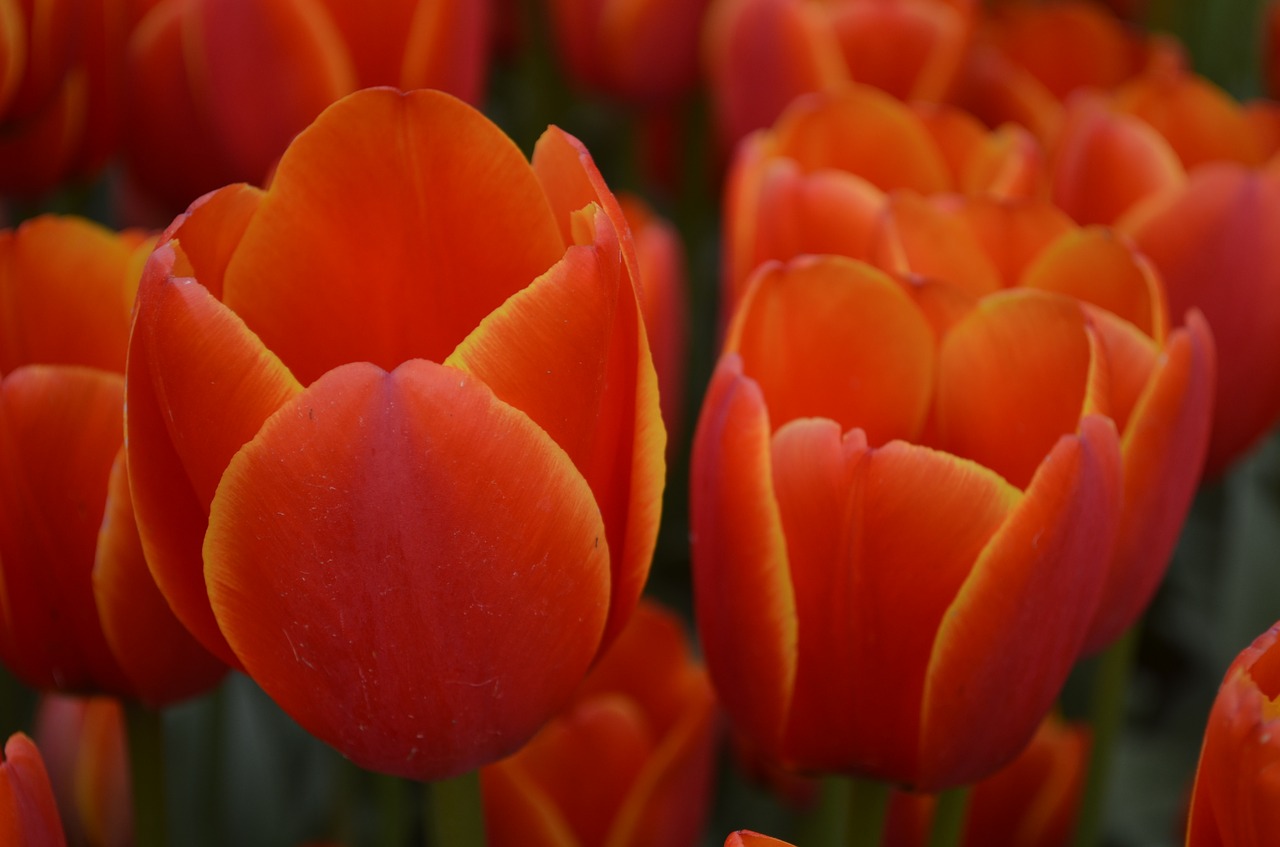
(2, 1, 1279, 846)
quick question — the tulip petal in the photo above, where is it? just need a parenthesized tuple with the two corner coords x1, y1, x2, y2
(1113, 72, 1266, 169)
(1084, 312, 1214, 651)
(221, 88, 566, 384)
(727, 256, 935, 445)
(446, 207, 664, 651)
(921, 415, 1121, 789)
(0, 734, 66, 847)
(206, 360, 610, 779)
(126, 245, 302, 666)
(482, 764, 578, 847)
(399, 0, 490, 101)
(951, 198, 1074, 288)
(93, 448, 226, 707)
(827, 1, 968, 102)
(163, 182, 266, 300)
(934, 290, 1092, 489)
(0, 365, 130, 693)
(773, 421, 1019, 779)
(873, 193, 1003, 298)
(690, 354, 796, 755)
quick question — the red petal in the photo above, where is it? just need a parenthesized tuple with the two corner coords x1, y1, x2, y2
(950, 198, 1074, 288)
(921, 415, 1121, 789)
(0, 734, 67, 847)
(481, 764, 577, 847)
(163, 182, 265, 300)
(206, 360, 610, 779)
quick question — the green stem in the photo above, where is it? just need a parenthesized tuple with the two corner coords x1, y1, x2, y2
(926, 788, 970, 847)
(794, 776, 852, 847)
(125, 703, 167, 847)
(378, 773, 408, 847)
(1070, 626, 1139, 847)
(427, 770, 486, 847)
(847, 776, 892, 847)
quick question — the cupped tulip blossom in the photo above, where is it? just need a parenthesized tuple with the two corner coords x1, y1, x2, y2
(0, 215, 225, 705)
(870, 194, 1214, 651)
(693, 252, 1124, 789)
(125, 87, 665, 780)
(722, 83, 1042, 319)
(1, 733, 67, 847)
(122, 0, 490, 213)
(883, 714, 1089, 847)
(34, 695, 130, 847)
(482, 600, 718, 847)
(704, 0, 976, 149)
(1185, 622, 1280, 846)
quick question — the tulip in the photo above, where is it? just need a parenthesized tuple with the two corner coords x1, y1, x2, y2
(725, 833, 793, 847)
(704, 0, 975, 149)
(34, 695, 130, 847)
(482, 600, 718, 847)
(122, 0, 491, 212)
(0, 215, 225, 705)
(124, 87, 665, 780)
(1185, 622, 1280, 846)
(1, 733, 67, 846)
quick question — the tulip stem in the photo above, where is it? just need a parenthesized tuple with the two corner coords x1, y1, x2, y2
(926, 787, 970, 847)
(125, 702, 167, 847)
(846, 776, 892, 847)
(1071, 626, 1139, 847)
(426, 770, 485, 847)
(378, 773, 408, 847)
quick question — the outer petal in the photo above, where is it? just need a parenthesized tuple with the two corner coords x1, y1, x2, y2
(0, 734, 67, 847)
(125, 245, 302, 666)
(725, 833, 794, 847)
(93, 448, 226, 707)
(222, 87, 567, 384)
(162, 182, 266, 299)
(773, 421, 1019, 779)
(872, 193, 1003, 299)
(481, 764, 578, 847)
(921, 415, 1121, 789)
(398, 0, 490, 101)
(726, 256, 935, 445)
(0, 365, 130, 693)
(949, 198, 1074, 288)
(446, 207, 663, 653)
(1112, 71, 1266, 169)
(826, 0, 970, 102)
(206, 360, 611, 779)
(690, 354, 796, 757)
(1083, 312, 1214, 652)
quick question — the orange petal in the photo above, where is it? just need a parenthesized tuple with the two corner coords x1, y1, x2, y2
(725, 833, 795, 847)
(222, 87, 566, 384)
(163, 182, 265, 299)
(950, 198, 1075, 288)
(481, 764, 578, 847)
(446, 207, 662, 655)
(1083, 312, 1214, 652)
(689, 354, 796, 757)
(872, 193, 1003, 298)
(727, 256, 935, 444)
(125, 245, 302, 666)
(0, 734, 67, 847)
(774, 422, 1019, 779)
(206, 360, 610, 779)
(933, 290, 1092, 488)
(93, 448, 226, 707)
(0, 215, 135, 375)
(0, 365, 130, 693)
(772, 85, 953, 194)
(921, 415, 1121, 789)
(960, 123, 1043, 200)
(399, 0, 490, 101)
(826, 0, 969, 101)
(1019, 227, 1168, 340)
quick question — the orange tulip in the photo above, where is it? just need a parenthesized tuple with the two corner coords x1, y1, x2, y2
(0, 215, 224, 705)
(1, 733, 67, 847)
(725, 833, 793, 847)
(122, 0, 491, 212)
(704, 0, 975, 149)
(124, 88, 665, 780)
(1185, 622, 1280, 847)
(482, 601, 718, 847)
(722, 83, 1042, 318)
(34, 695, 130, 847)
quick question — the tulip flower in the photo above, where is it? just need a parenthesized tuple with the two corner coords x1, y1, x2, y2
(722, 84, 1042, 318)
(0, 215, 225, 705)
(124, 88, 665, 780)
(122, 0, 491, 212)
(1, 733, 67, 846)
(725, 833, 793, 847)
(1185, 622, 1280, 846)
(704, 0, 975, 149)
(482, 600, 718, 847)
(34, 695, 130, 847)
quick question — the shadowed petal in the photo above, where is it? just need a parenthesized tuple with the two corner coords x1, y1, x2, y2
(0, 734, 67, 847)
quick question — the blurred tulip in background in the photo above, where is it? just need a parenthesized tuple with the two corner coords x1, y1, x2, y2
(1, 733, 67, 846)
(34, 695, 129, 847)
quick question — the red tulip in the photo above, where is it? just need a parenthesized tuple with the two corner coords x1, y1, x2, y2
(34, 695, 130, 847)
(122, 0, 491, 212)
(693, 251, 1124, 789)
(0, 215, 224, 705)
(725, 833, 793, 847)
(0, 733, 67, 847)
(125, 88, 665, 780)
(1185, 622, 1280, 847)
(482, 601, 718, 847)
